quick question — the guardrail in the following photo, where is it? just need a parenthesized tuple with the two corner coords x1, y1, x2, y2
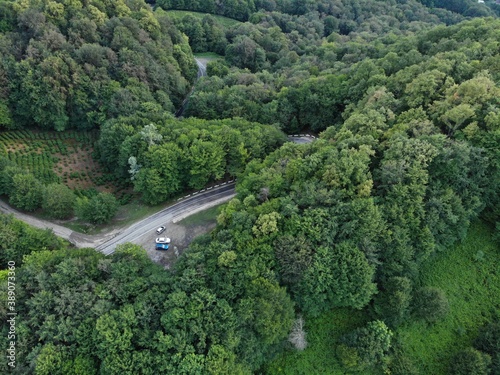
(176, 179, 236, 202)
(173, 135, 317, 203)
(288, 134, 317, 139)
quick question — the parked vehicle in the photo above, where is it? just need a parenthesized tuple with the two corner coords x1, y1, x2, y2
(156, 226, 166, 234)
(155, 237, 171, 244)
(155, 243, 169, 251)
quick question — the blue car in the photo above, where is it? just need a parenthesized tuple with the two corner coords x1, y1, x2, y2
(155, 243, 169, 251)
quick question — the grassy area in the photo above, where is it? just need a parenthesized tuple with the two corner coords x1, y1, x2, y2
(265, 308, 367, 375)
(398, 221, 500, 374)
(265, 221, 499, 374)
(60, 198, 173, 235)
(61, 195, 222, 235)
(113, 199, 169, 227)
(194, 52, 224, 59)
(178, 205, 220, 227)
(166, 10, 241, 27)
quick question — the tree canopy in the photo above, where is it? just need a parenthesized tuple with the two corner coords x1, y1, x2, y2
(1, 0, 500, 374)
(0, 0, 197, 131)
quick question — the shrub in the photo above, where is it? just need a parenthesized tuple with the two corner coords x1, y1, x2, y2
(337, 320, 392, 372)
(9, 173, 43, 211)
(475, 322, 500, 375)
(449, 347, 491, 375)
(75, 192, 119, 224)
(412, 286, 449, 323)
(42, 184, 76, 219)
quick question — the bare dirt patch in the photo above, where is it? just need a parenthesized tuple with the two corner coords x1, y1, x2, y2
(54, 143, 105, 190)
(140, 221, 217, 269)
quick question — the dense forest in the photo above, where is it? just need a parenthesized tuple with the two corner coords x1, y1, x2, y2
(0, 0, 197, 131)
(1, 0, 500, 374)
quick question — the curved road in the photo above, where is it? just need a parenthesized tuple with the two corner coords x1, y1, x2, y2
(96, 183, 235, 255)
(0, 183, 236, 254)
(195, 58, 207, 78)
(0, 131, 314, 255)
(175, 58, 208, 117)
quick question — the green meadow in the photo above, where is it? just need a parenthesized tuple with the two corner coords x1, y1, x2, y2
(266, 221, 500, 374)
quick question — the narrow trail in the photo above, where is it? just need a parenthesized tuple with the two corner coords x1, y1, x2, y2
(175, 58, 207, 117)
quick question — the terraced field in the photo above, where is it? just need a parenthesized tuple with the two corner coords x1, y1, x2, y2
(0, 130, 123, 193)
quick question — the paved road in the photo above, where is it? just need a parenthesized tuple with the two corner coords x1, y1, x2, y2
(288, 135, 314, 144)
(195, 58, 207, 78)
(92, 137, 313, 254)
(0, 136, 315, 255)
(0, 183, 236, 253)
(96, 183, 235, 255)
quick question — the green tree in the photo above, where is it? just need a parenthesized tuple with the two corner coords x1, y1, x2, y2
(252, 212, 281, 237)
(449, 347, 491, 375)
(225, 36, 266, 72)
(299, 242, 376, 316)
(42, 183, 76, 219)
(206, 60, 230, 77)
(133, 168, 169, 205)
(405, 69, 449, 109)
(133, 143, 182, 204)
(0, 165, 27, 196)
(75, 192, 119, 224)
(337, 320, 393, 372)
(475, 322, 500, 375)
(9, 173, 44, 211)
(0, 214, 63, 268)
(35, 344, 72, 375)
(412, 286, 449, 323)
(274, 235, 313, 288)
(374, 276, 412, 328)
(187, 140, 225, 189)
(0, 99, 13, 129)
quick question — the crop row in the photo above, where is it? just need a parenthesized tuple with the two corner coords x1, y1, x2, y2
(0, 130, 97, 145)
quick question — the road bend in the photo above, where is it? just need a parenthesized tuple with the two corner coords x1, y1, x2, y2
(96, 183, 235, 255)
(0, 136, 315, 254)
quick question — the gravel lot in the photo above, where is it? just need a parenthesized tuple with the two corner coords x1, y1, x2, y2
(138, 220, 216, 269)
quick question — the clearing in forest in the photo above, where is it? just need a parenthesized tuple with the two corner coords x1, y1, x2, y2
(166, 10, 241, 27)
(266, 221, 500, 375)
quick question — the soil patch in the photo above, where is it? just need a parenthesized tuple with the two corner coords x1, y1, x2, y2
(138, 219, 217, 269)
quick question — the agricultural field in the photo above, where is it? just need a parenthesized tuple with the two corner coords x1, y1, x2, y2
(0, 130, 128, 196)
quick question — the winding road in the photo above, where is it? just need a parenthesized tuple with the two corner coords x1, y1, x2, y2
(195, 58, 207, 78)
(175, 58, 208, 117)
(0, 51, 315, 255)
